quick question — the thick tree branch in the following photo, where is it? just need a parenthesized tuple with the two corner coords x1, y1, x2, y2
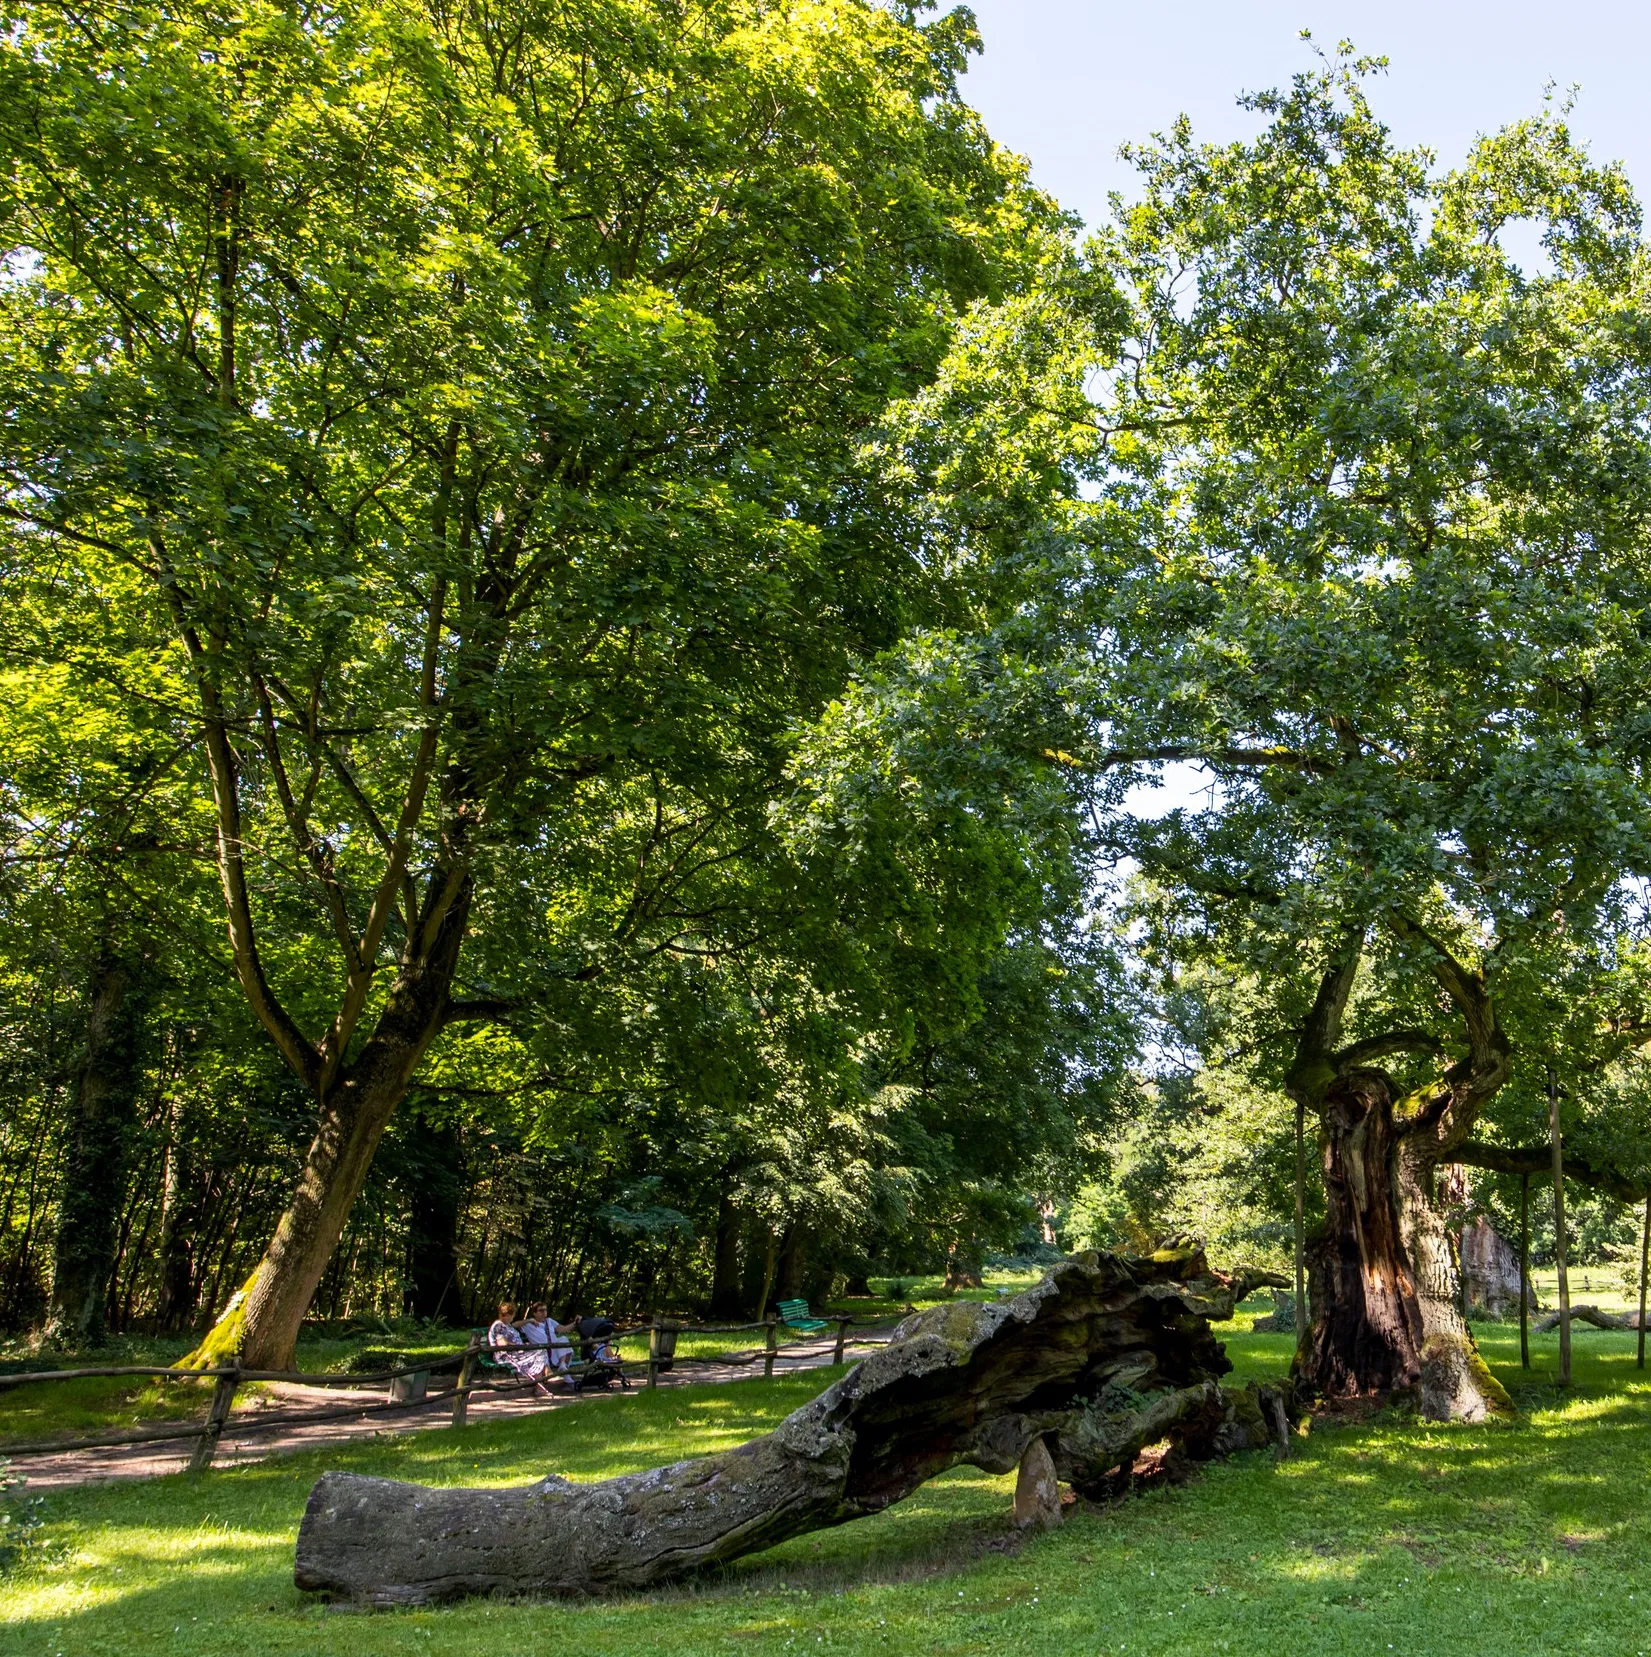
(149, 531, 320, 1092)
(318, 578, 447, 1091)
(254, 677, 362, 973)
(1098, 744, 1337, 777)
(1384, 913, 1510, 1131)
(437, 997, 515, 1030)
(1452, 1141, 1651, 1205)
(1285, 928, 1365, 1105)
(1332, 1029, 1444, 1072)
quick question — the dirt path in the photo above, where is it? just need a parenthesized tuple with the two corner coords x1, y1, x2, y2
(11, 1329, 896, 1491)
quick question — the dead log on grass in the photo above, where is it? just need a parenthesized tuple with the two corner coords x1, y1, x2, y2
(1533, 1303, 1645, 1333)
(295, 1248, 1278, 1605)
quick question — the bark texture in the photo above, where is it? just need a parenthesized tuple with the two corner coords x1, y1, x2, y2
(1396, 1148, 1511, 1422)
(295, 1248, 1262, 1604)
(1459, 1216, 1530, 1320)
(184, 879, 473, 1370)
(708, 1191, 744, 1320)
(1304, 1070, 1424, 1399)
(1285, 927, 1515, 1421)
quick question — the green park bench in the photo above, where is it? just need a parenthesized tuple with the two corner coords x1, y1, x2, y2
(776, 1298, 826, 1334)
(471, 1329, 515, 1376)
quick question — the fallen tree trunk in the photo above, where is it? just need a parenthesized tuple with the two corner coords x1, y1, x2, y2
(295, 1248, 1275, 1604)
(1533, 1304, 1646, 1333)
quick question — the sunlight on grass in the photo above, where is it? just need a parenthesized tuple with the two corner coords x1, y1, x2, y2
(5, 1323, 1651, 1656)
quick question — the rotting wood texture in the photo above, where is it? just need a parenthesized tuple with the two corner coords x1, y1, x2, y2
(294, 1248, 1284, 1604)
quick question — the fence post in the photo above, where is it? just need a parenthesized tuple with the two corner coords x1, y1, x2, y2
(452, 1345, 477, 1428)
(764, 1318, 777, 1379)
(833, 1317, 847, 1365)
(188, 1363, 239, 1473)
(647, 1319, 660, 1389)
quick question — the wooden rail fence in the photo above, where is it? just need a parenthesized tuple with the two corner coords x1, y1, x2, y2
(0, 1314, 886, 1470)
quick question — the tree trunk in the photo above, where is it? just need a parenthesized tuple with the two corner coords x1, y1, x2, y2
(709, 1191, 744, 1319)
(154, 1097, 200, 1332)
(1638, 1195, 1648, 1371)
(295, 1248, 1266, 1604)
(1299, 1075, 1512, 1421)
(944, 1236, 984, 1291)
(1300, 1070, 1425, 1400)
(45, 949, 149, 1346)
(1286, 924, 1515, 1420)
(1549, 1070, 1572, 1387)
(1293, 1097, 1307, 1345)
(183, 882, 472, 1371)
(1395, 1147, 1513, 1421)
(1459, 1214, 1526, 1321)
(777, 1227, 807, 1303)
(752, 1225, 779, 1320)
(405, 1114, 465, 1324)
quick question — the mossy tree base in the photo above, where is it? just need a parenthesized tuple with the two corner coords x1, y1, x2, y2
(175, 1273, 259, 1370)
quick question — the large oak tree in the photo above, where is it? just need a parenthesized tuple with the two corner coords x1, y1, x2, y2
(0, 0, 1053, 1365)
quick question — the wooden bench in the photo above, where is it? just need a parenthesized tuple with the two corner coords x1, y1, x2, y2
(776, 1298, 826, 1333)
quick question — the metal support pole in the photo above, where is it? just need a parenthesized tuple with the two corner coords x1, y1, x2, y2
(833, 1317, 847, 1365)
(1294, 1097, 1307, 1344)
(1549, 1066, 1571, 1387)
(451, 1346, 477, 1428)
(647, 1319, 660, 1389)
(188, 1364, 239, 1473)
(1638, 1194, 1650, 1371)
(764, 1318, 777, 1379)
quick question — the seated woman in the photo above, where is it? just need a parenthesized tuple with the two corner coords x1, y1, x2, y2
(519, 1301, 574, 1377)
(485, 1300, 553, 1395)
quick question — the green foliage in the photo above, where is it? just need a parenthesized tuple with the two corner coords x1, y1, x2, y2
(0, 0, 1135, 1335)
(1089, 55, 1651, 1062)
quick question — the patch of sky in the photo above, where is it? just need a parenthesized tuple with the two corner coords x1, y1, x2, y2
(1122, 759, 1224, 822)
(1495, 216, 1556, 280)
(2, 248, 42, 286)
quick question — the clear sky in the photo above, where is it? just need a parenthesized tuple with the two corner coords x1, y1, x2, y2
(958, 1, 1651, 234)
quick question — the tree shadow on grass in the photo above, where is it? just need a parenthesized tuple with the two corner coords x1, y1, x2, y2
(8, 1342, 1651, 1655)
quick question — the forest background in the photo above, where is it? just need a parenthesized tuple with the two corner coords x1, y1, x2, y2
(4, 0, 1651, 1378)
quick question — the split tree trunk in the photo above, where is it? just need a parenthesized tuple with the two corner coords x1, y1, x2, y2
(1300, 1090, 1511, 1422)
(296, 1248, 1272, 1604)
(1301, 1070, 1424, 1399)
(46, 949, 150, 1345)
(1286, 927, 1513, 1421)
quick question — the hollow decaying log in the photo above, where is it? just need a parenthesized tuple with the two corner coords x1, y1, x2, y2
(1533, 1303, 1647, 1333)
(295, 1249, 1272, 1605)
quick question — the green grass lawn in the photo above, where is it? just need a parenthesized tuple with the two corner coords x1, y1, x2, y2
(1527, 1265, 1641, 1314)
(4, 1305, 1650, 1657)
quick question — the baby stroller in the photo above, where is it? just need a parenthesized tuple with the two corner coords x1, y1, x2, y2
(573, 1316, 629, 1392)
